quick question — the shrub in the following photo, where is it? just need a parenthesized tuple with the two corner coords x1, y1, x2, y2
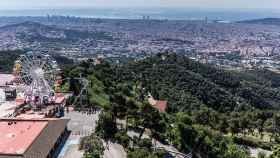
(115, 130, 130, 148)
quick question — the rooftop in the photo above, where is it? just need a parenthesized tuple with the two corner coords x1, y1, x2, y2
(55, 94, 65, 104)
(0, 119, 48, 155)
(0, 74, 14, 87)
(0, 101, 17, 117)
(154, 100, 167, 113)
(148, 95, 167, 113)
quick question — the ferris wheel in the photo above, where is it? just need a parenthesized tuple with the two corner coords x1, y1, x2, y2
(14, 51, 61, 106)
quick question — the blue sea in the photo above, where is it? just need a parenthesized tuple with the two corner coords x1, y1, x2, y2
(0, 8, 279, 21)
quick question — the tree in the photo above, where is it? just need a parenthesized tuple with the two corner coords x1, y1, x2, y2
(177, 122, 197, 152)
(264, 118, 274, 142)
(0, 50, 24, 73)
(127, 148, 166, 158)
(80, 134, 105, 158)
(124, 99, 139, 131)
(193, 108, 211, 125)
(270, 145, 280, 158)
(114, 130, 130, 148)
(96, 112, 118, 141)
(239, 115, 249, 136)
(218, 117, 229, 134)
(127, 149, 150, 158)
(256, 119, 265, 139)
(110, 93, 127, 118)
(272, 115, 280, 139)
(68, 67, 83, 95)
(228, 119, 240, 136)
(135, 102, 166, 140)
(168, 113, 197, 152)
(224, 144, 248, 158)
(258, 152, 267, 158)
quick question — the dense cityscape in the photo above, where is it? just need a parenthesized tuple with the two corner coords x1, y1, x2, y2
(1, 16, 280, 70)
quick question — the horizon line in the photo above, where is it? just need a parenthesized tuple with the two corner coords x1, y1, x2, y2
(1, 6, 280, 11)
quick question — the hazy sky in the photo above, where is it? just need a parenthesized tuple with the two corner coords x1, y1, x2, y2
(0, 0, 280, 9)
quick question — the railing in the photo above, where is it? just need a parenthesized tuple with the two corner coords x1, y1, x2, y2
(153, 146, 192, 158)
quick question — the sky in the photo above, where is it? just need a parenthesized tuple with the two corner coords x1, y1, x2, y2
(0, 0, 280, 10)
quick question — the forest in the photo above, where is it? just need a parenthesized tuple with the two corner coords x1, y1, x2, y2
(0, 50, 73, 73)
(64, 53, 280, 158)
(0, 50, 24, 73)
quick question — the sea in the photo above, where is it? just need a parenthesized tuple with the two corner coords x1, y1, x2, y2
(0, 7, 280, 21)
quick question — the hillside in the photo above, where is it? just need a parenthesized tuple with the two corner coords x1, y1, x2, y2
(64, 53, 280, 158)
(0, 50, 24, 73)
(117, 53, 280, 112)
(238, 18, 280, 26)
(0, 21, 113, 43)
(0, 50, 74, 73)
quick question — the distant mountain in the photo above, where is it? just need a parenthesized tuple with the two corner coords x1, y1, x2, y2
(0, 21, 55, 31)
(238, 18, 280, 26)
(0, 21, 66, 42)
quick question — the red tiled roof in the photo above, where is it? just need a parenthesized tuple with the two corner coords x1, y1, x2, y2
(15, 98, 25, 106)
(0, 118, 69, 158)
(154, 100, 167, 113)
(0, 120, 48, 154)
(55, 96, 65, 104)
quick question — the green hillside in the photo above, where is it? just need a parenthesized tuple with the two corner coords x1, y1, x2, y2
(118, 53, 280, 112)
(65, 53, 280, 158)
(0, 50, 24, 73)
(0, 50, 73, 73)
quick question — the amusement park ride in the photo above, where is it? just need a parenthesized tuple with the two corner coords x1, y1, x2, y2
(0, 51, 89, 118)
(13, 51, 63, 112)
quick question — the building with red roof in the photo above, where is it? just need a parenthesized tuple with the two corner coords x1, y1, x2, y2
(148, 95, 168, 113)
(0, 118, 69, 158)
(154, 100, 168, 113)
